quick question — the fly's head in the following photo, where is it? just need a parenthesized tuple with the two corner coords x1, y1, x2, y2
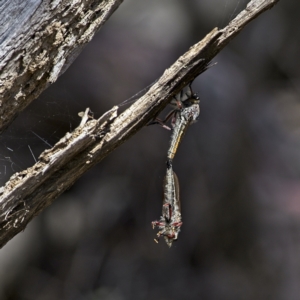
(180, 83, 200, 107)
(192, 93, 200, 103)
(184, 93, 200, 107)
(171, 83, 200, 109)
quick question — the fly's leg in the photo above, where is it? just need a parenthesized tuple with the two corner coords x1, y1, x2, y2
(151, 220, 165, 229)
(152, 221, 167, 244)
(147, 99, 180, 130)
(172, 221, 183, 228)
(147, 108, 177, 130)
(147, 118, 172, 130)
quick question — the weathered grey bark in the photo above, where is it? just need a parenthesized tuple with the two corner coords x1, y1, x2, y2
(0, 0, 280, 248)
(0, 0, 123, 134)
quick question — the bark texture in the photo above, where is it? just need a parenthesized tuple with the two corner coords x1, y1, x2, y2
(0, 0, 123, 134)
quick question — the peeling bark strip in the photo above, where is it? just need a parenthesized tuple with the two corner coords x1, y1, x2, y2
(0, 0, 124, 134)
(0, 0, 280, 248)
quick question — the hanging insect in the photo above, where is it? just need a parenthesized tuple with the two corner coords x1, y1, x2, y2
(152, 165, 182, 247)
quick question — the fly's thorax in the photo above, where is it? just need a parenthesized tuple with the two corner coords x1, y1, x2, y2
(180, 103, 200, 123)
(182, 95, 200, 108)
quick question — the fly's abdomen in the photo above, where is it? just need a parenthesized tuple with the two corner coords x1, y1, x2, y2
(167, 119, 189, 163)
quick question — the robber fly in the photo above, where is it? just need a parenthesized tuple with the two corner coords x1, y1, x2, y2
(151, 83, 200, 167)
(152, 165, 182, 247)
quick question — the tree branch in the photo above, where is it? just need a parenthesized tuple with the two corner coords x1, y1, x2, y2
(0, 0, 280, 248)
(0, 0, 123, 134)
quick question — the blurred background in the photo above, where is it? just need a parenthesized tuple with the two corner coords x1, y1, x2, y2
(1, 0, 300, 299)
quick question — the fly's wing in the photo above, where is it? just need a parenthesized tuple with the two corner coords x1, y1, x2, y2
(170, 92, 182, 108)
(170, 83, 198, 108)
(119, 79, 157, 107)
(179, 84, 193, 102)
(122, 60, 213, 107)
(173, 170, 181, 212)
(171, 61, 216, 107)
